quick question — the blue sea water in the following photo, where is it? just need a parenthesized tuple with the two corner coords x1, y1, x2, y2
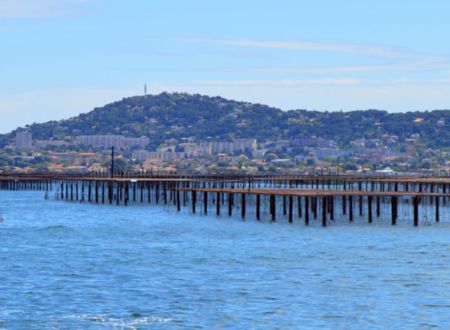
(1, 191, 450, 329)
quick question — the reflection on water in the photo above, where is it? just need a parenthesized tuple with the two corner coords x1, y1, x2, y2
(0, 191, 450, 329)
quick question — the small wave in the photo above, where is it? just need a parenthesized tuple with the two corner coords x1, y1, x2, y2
(36, 225, 78, 237)
(38, 225, 75, 232)
(423, 304, 450, 309)
(61, 272, 93, 279)
(67, 313, 172, 329)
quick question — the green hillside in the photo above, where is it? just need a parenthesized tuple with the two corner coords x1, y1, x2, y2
(1, 92, 449, 150)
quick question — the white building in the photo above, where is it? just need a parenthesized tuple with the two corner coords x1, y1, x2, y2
(183, 144, 212, 157)
(34, 140, 69, 147)
(200, 138, 257, 155)
(75, 135, 149, 150)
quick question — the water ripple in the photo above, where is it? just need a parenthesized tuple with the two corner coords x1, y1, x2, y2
(0, 191, 450, 329)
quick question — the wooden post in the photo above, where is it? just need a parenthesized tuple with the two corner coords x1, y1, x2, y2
(95, 181, 99, 204)
(435, 196, 440, 222)
(228, 193, 233, 216)
(192, 190, 196, 213)
(413, 196, 419, 226)
(391, 196, 397, 225)
(163, 182, 167, 205)
(322, 196, 327, 227)
(288, 195, 293, 223)
(124, 182, 129, 206)
(376, 195, 381, 217)
(176, 189, 181, 212)
(349, 195, 353, 222)
(312, 197, 317, 219)
(108, 182, 112, 204)
(256, 194, 261, 220)
(329, 196, 334, 221)
(60, 182, 64, 199)
(270, 195, 276, 222)
(101, 181, 105, 204)
(305, 196, 309, 225)
(241, 193, 246, 220)
(342, 195, 346, 215)
(216, 191, 220, 216)
(368, 195, 373, 223)
(297, 196, 302, 218)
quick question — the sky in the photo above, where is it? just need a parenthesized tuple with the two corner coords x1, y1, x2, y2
(1, 0, 450, 133)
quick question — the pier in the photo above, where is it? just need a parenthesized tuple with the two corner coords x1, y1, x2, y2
(0, 173, 449, 226)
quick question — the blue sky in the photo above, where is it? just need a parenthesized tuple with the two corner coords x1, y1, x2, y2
(1, 0, 450, 132)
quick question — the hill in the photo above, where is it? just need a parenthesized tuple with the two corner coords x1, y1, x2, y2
(1, 92, 450, 149)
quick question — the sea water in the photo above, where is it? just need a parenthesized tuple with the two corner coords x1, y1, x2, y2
(1, 191, 450, 329)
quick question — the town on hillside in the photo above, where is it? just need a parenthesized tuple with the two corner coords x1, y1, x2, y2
(2, 128, 449, 175)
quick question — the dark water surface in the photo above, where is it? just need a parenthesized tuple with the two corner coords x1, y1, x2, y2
(1, 191, 450, 329)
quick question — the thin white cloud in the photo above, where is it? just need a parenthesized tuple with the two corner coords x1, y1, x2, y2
(0, 0, 88, 18)
(193, 77, 450, 88)
(193, 78, 361, 86)
(192, 38, 401, 58)
(235, 62, 449, 75)
(184, 37, 449, 72)
(108, 61, 449, 77)
(182, 38, 450, 85)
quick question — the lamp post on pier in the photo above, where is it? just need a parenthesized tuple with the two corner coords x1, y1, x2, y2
(110, 146, 115, 178)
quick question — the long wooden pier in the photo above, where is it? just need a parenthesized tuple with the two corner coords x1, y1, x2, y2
(1, 173, 449, 227)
